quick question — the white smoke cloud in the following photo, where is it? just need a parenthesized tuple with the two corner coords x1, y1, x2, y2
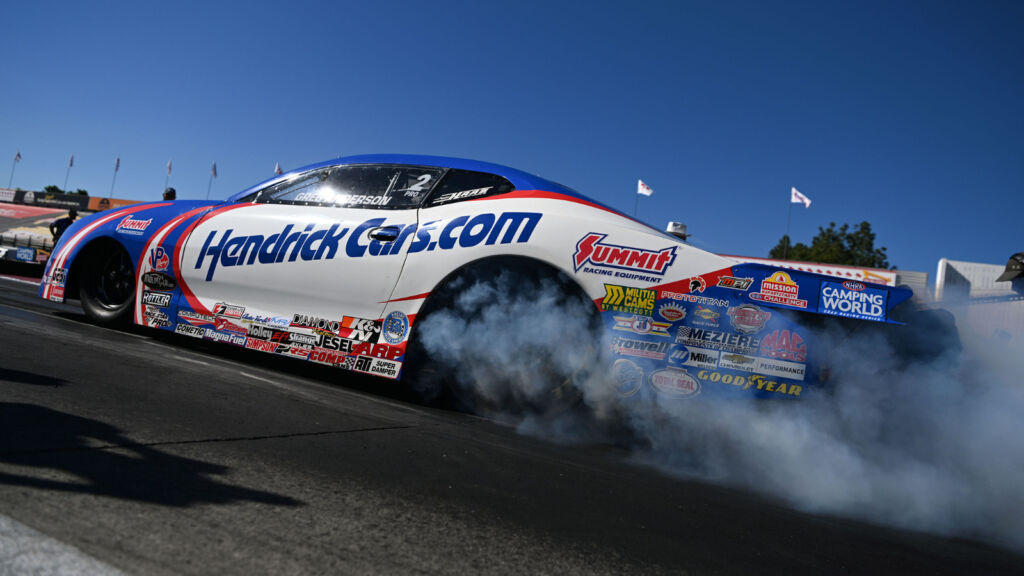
(416, 276, 1024, 551)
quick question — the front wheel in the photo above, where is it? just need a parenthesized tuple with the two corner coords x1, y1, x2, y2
(79, 243, 136, 325)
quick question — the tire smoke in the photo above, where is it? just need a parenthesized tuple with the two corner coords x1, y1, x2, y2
(415, 277, 1024, 551)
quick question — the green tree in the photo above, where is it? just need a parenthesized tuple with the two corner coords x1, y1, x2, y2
(769, 221, 892, 269)
(41, 185, 88, 196)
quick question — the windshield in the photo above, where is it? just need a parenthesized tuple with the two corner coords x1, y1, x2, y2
(239, 164, 445, 210)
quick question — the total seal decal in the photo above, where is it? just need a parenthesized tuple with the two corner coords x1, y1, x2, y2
(649, 367, 700, 398)
(193, 211, 541, 281)
(818, 280, 887, 321)
(573, 233, 677, 283)
(750, 271, 807, 309)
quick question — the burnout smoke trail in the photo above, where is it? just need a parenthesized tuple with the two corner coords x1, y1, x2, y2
(417, 279, 1024, 552)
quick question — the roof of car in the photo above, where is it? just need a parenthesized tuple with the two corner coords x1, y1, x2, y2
(227, 154, 584, 202)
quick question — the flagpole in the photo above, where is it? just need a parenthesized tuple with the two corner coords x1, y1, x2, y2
(634, 193, 639, 218)
(8, 154, 18, 188)
(164, 158, 171, 191)
(63, 156, 73, 192)
(206, 174, 213, 200)
(110, 158, 119, 197)
(783, 197, 793, 260)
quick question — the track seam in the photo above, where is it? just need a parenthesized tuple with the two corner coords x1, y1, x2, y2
(0, 425, 415, 457)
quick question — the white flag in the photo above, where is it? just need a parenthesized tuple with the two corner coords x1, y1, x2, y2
(791, 187, 811, 208)
(275, 162, 283, 175)
(211, 162, 217, 178)
(637, 179, 654, 197)
(14, 151, 21, 163)
(115, 157, 120, 172)
(167, 159, 173, 176)
(69, 154, 74, 168)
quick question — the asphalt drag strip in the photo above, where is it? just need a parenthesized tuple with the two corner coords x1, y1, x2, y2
(1, 279, 1022, 575)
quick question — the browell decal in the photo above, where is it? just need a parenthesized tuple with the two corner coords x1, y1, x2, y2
(610, 337, 671, 360)
(818, 280, 887, 321)
(573, 233, 677, 277)
(194, 212, 541, 281)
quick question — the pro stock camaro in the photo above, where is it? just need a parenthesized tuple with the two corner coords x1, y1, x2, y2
(40, 154, 913, 401)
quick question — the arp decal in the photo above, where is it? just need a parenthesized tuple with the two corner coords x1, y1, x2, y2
(194, 212, 541, 281)
(573, 233, 677, 278)
(818, 280, 887, 321)
(727, 304, 771, 334)
(750, 271, 807, 309)
(601, 284, 656, 316)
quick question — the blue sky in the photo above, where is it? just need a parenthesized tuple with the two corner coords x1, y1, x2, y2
(3, 0, 1021, 274)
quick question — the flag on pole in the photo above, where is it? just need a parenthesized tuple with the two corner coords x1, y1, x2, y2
(791, 187, 811, 208)
(14, 151, 21, 163)
(274, 162, 283, 175)
(115, 157, 120, 172)
(69, 154, 74, 167)
(637, 179, 654, 196)
(167, 159, 173, 176)
(211, 162, 217, 178)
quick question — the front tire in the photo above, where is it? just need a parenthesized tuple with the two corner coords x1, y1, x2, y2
(79, 243, 136, 325)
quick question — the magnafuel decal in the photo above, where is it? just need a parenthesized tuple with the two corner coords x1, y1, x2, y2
(194, 211, 541, 281)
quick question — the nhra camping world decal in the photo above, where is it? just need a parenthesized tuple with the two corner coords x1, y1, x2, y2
(382, 311, 409, 344)
(727, 304, 771, 334)
(601, 284, 656, 316)
(749, 271, 808, 309)
(142, 271, 176, 291)
(573, 233, 677, 282)
(818, 280, 887, 321)
(649, 368, 700, 398)
(193, 212, 541, 281)
(611, 359, 644, 397)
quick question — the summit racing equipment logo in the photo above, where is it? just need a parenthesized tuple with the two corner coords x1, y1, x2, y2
(116, 214, 152, 235)
(573, 234, 676, 276)
(194, 212, 541, 281)
(601, 284, 656, 315)
(818, 280, 887, 321)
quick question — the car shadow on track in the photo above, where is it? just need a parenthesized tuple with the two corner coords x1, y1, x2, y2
(0, 401, 302, 508)
(0, 367, 67, 387)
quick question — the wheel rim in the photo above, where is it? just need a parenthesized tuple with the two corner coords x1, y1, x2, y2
(95, 249, 135, 309)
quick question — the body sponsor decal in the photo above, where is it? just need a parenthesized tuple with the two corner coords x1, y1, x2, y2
(142, 291, 172, 307)
(47, 286, 65, 301)
(144, 307, 172, 328)
(289, 332, 319, 346)
(610, 336, 671, 360)
(691, 305, 721, 327)
(676, 326, 760, 354)
(659, 291, 729, 308)
(719, 353, 758, 371)
(716, 352, 806, 381)
(611, 359, 644, 397)
(241, 312, 290, 328)
(612, 315, 671, 337)
(696, 370, 803, 397)
(149, 246, 170, 272)
(688, 276, 707, 293)
(382, 311, 409, 344)
(245, 337, 278, 353)
(716, 276, 753, 290)
(193, 211, 541, 281)
(290, 314, 340, 336)
(175, 323, 204, 338)
(727, 304, 771, 334)
(50, 267, 68, 288)
(308, 347, 349, 366)
(649, 368, 700, 398)
(601, 284, 656, 315)
(668, 346, 719, 370)
(352, 355, 402, 379)
(214, 317, 247, 335)
(433, 186, 491, 203)
(142, 271, 176, 291)
(204, 329, 246, 346)
(116, 214, 153, 235)
(759, 329, 807, 362)
(818, 280, 887, 321)
(179, 310, 215, 324)
(750, 271, 807, 309)
(573, 233, 677, 280)
(658, 303, 686, 322)
(213, 302, 245, 318)
(340, 316, 381, 342)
